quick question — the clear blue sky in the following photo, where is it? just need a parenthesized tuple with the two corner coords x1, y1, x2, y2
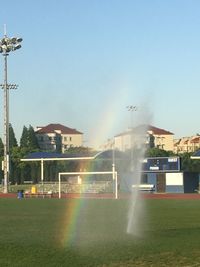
(0, 0, 200, 147)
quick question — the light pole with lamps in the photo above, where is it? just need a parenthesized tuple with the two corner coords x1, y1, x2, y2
(126, 105, 137, 130)
(126, 105, 138, 172)
(0, 28, 22, 193)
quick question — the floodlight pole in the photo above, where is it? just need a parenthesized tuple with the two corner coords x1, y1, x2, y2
(0, 27, 22, 193)
(0, 68, 18, 194)
(3, 51, 8, 194)
(126, 105, 137, 129)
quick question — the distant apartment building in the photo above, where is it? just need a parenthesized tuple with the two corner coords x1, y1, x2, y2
(101, 125, 174, 152)
(35, 123, 83, 153)
(174, 136, 200, 154)
(147, 125, 174, 151)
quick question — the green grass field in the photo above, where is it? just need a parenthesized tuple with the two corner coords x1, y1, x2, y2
(0, 197, 200, 267)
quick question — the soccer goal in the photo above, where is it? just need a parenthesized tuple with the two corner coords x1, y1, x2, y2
(58, 171, 118, 199)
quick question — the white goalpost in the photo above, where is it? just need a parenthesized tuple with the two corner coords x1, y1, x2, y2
(58, 170, 118, 199)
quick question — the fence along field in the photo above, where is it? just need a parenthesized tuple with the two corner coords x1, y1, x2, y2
(2, 172, 116, 197)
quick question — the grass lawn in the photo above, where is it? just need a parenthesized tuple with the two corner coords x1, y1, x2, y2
(0, 197, 200, 266)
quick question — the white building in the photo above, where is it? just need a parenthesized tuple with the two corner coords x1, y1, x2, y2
(35, 123, 83, 153)
(174, 136, 200, 153)
(101, 125, 174, 152)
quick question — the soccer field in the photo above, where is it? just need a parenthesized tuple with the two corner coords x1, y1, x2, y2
(0, 197, 200, 267)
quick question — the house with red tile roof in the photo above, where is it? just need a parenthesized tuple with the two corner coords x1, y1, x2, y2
(101, 125, 174, 152)
(35, 123, 83, 153)
(174, 135, 200, 153)
(147, 125, 174, 151)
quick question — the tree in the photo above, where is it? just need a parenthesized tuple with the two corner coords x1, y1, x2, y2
(18, 125, 40, 184)
(28, 125, 39, 150)
(9, 123, 18, 149)
(145, 147, 174, 158)
(179, 152, 200, 172)
(10, 146, 23, 184)
(0, 137, 4, 157)
(20, 125, 39, 151)
(9, 124, 18, 184)
(149, 134, 155, 148)
(0, 138, 4, 181)
(64, 146, 94, 156)
(20, 126, 29, 148)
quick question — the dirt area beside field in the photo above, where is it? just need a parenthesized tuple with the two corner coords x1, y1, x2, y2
(141, 193, 200, 199)
(1, 192, 200, 199)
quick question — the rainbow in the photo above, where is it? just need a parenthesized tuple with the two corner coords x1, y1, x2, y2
(60, 164, 96, 247)
(60, 198, 83, 247)
(59, 85, 133, 246)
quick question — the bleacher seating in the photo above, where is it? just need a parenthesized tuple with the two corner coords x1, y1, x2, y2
(132, 184, 155, 192)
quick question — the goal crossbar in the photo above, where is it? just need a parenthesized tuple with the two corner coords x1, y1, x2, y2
(59, 171, 115, 175)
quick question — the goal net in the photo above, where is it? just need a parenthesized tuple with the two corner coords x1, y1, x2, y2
(58, 171, 118, 199)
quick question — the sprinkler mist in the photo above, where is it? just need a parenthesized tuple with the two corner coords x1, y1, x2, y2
(125, 113, 151, 236)
(126, 141, 146, 235)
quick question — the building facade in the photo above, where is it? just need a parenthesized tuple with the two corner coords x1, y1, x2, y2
(35, 123, 83, 153)
(147, 125, 174, 151)
(174, 136, 200, 154)
(101, 125, 174, 152)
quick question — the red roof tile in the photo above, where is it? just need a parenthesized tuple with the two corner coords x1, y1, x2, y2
(147, 125, 174, 135)
(36, 124, 82, 135)
(191, 137, 200, 143)
(115, 125, 173, 137)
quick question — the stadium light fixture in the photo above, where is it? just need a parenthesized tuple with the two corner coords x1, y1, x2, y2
(0, 26, 22, 193)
